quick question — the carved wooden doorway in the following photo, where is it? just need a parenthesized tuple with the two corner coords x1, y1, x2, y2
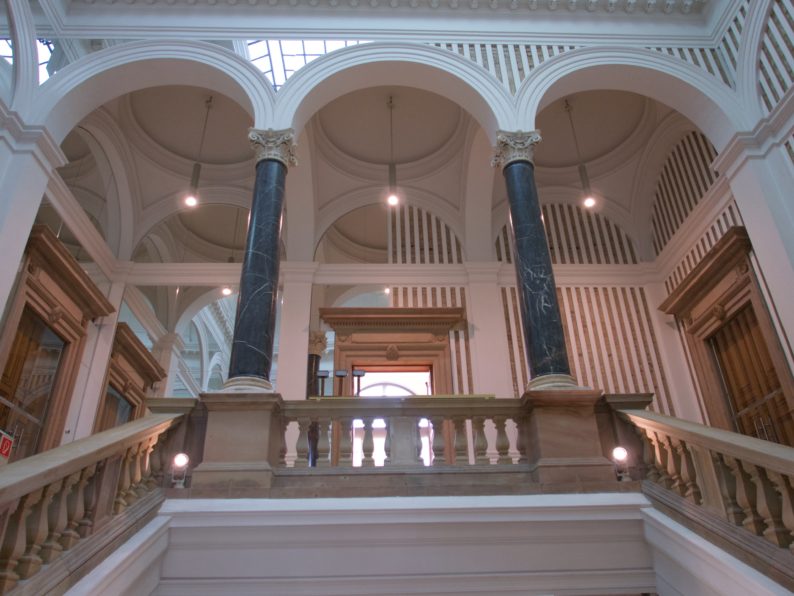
(319, 307, 465, 396)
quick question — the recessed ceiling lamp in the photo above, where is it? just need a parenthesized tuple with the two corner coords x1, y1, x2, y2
(386, 96, 399, 207)
(564, 98, 597, 209)
(183, 95, 214, 208)
(221, 286, 233, 296)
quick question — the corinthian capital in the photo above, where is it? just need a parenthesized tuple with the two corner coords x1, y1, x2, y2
(248, 128, 298, 168)
(491, 130, 542, 168)
(308, 330, 328, 356)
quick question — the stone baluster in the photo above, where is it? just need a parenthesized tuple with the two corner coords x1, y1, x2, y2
(494, 416, 510, 464)
(40, 473, 80, 563)
(125, 442, 145, 502)
(515, 417, 528, 463)
(316, 418, 330, 468)
(430, 416, 446, 466)
(766, 471, 794, 553)
(711, 453, 745, 525)
(662, 435, 685, 496)
(61, 465, 96, 549)
(78, 461, 103, 539)
(16, 481, 60, 579)
(114, 446, 134, 514)
(295, 418, 311, 468)
(279, 419, 288, 467)
(148, 434, 167, 489)
(338, 418, 353, 466)
(746, 464, 791, 548)
(138, 437, 157, 494)
(0, 491, 43, 592)
(453, 417, 468, 465)
(723, 455, 766, 535)
(472, 417, 489, 465)
(672, 439, 701, 504)
(383, 418, 391, 465)
(362, 417, 375, 468)
(646, 431, 672, 488)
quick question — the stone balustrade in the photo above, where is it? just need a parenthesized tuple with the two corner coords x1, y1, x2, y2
(0, 411, 187, 594)
(619, 408, 794, 589)
(281, 395, 525, 468)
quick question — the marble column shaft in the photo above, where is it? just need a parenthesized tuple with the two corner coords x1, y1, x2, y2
(228, 129, 296, 383)
(495, 131, 571, 379)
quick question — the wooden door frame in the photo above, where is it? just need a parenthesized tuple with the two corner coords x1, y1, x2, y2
(660, 227, 794, 432)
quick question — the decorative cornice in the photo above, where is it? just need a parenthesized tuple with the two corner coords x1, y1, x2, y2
(249, 128, 298, 168)
(491, 130, 542, 167)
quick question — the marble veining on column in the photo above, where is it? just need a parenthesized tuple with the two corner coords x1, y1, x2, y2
(227, 129, 297, 387)
(494, 130, 572, 381)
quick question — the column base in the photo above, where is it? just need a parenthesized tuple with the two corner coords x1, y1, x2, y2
(526, 373, 580, 391)
(222, 375, 274, 393)
(190, 392, 283, 497)
(522, 388, 617, 486)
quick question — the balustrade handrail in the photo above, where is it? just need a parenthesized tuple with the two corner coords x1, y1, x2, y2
(619, 408, 794, 475)
(288, 395, 519, 418)
(0, 413, 181, 508)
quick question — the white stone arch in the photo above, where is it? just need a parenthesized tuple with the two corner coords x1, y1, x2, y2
(737, 0, 776, 117)
(26, 40, 275, 144)
(629, 112, 706, 261)
(0, 62, 12, 106)
(204, 354, 227, 390)
(133, 186, 253, 254)
(516, 46, 751, 152)
(315, 186, 465, 258)
(175, 288, 236, 337)
(273, 42, 516, 141)
(75, 110, 139, 259)
(6, 0, 37, 113)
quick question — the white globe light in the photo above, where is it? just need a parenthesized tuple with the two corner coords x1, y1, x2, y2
(173, 453, 190, 468)
(221, 286, 233, 296)
(612, 446, 628, 462)
(387, 194, 399, 206)
(184, 194, 198, 208)
(583, 196, 596, 209)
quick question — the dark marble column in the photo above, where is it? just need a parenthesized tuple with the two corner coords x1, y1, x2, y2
(493, 130, 574, 388)
(225, 129, 297, 392)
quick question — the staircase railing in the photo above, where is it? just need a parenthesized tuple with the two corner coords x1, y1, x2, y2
(618, 408, 794, 590)
(281, 395, 525, 467)
(0, 411, 188, 594)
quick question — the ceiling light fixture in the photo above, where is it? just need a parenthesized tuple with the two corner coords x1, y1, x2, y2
(564, 98, 597, 209)
(221, 286, 233, 296)
(184, 95, 214, 208)
(386, 95, 399, 207)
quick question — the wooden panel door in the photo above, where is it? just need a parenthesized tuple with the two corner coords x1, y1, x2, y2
(709, 305, 794, 445)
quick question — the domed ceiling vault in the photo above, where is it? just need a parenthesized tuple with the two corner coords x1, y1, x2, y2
(57, 82, 700, 270)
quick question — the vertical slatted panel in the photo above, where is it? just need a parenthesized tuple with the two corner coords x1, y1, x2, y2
(494, 221, 670, 412)
(389, 204, 472, 394)
(664, 199, 744, 294)
(759, 0, 794, 114)
(431, 42, 578, 94)
(652, 131, 719, 255)
(498, 205, 637, 266)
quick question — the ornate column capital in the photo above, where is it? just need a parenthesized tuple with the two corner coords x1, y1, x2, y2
(308, 330, 328, 357)
(491, 130, 542, 168)
(248, 128, 298, 168)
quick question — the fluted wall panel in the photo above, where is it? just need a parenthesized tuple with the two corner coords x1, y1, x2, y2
(759, 0, 794, 114)
(387, 204, 472, 394)
(651, 132, 719, 255)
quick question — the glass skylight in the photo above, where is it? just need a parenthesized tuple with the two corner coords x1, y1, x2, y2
(37, 39, 54, 83)
(246, 39, 368, 89)
(1, 39, 12, 65)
